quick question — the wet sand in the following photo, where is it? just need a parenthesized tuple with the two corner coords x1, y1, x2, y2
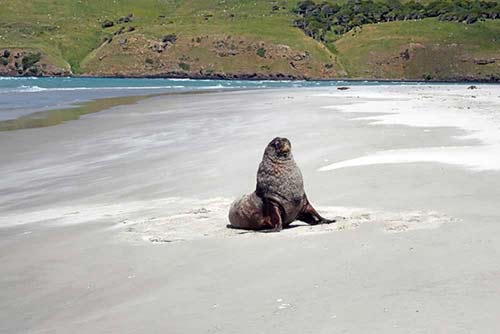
(0, 94, 159, 131)
(1, 85, 500, 333)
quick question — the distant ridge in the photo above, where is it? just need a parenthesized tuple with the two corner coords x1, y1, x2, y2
(0, 0, 499, 81)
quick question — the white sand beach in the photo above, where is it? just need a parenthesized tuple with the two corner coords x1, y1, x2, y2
(1, 85, 500, 333)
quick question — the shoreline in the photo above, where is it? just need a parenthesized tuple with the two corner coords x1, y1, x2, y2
(0, 93, 157, 131)
(0, 88, 240, 131)
(2, 78, 498, 132)
(2, 73, 500, 83)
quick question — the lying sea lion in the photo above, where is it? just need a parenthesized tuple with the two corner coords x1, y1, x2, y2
(228, 137, 335, 232)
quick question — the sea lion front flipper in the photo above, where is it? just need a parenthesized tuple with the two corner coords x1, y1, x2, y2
(297, 200, 336, 225)
(261, 200, 283, 232)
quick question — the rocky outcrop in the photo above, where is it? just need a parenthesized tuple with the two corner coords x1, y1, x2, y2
(148, 34, 177, 53)
(117, 14, 134, 24)
(84, 70, 305, 80)
(101, 13, 134, 28)
(474, 58, 496, 65)
(79, 32, 341, 79)
(0, 49, 71, 76)
(101, 20, 114, 28)
(162, 34, 177, 44)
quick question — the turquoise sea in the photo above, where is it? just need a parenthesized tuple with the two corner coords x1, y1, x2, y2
(0, 76, 475, 121)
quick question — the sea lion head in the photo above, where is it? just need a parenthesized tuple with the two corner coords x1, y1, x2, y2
(264, 137, 293, 161)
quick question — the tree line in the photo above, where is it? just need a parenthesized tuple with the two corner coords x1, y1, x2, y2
(293, 0, 500, 40)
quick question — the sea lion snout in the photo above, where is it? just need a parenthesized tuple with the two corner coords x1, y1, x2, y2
(270, 137, 292, 157)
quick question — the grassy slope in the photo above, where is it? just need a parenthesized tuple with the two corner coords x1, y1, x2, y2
(1, 0, 179, 72)
(79, 0, 339, 77)
(0, 0, 337, 77)
(0, 0, 499, 80)
(335, 19, 500, 80)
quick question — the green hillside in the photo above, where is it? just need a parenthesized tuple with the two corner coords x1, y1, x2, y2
(336, 19, 500, 80)
(0, 0, 499, 80)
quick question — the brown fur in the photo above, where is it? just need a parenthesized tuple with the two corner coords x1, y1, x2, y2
(228, 137, 335, 232)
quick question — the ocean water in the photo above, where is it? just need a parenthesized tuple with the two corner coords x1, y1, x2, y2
(0, 76, 464, 121)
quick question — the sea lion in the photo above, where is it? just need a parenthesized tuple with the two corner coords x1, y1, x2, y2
(228, 137, 335, 232)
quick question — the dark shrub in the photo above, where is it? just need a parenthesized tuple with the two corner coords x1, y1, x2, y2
(256, 47, 266, 58)
(293, 0, 500, 40)
(101, 20, 114, 28)
(162, 34, 177, 43)
(179, 62, 190, 71)
(22, 52, 42, 70)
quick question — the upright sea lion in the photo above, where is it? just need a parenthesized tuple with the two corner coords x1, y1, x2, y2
(228, 137, 335, 232)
